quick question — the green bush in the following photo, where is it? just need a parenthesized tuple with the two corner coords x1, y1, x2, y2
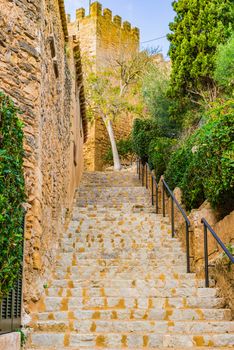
(104, 138, 134, 164)
(132, 118, 160, 162)
(165, 100, 234, 213)
(0, 91, 25, 298)
(148, 137, 177, 182)
(214, 32, 234, 95)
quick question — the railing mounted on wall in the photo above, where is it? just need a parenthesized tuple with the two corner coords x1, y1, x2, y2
(0, 214, 25, 335)
(201, 218, 234, 288)
(136, 157, 234, 284)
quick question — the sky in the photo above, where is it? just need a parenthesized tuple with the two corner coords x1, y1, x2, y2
(64, 0, 175, 58)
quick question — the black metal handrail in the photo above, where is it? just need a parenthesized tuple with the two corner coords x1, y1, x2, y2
(137, 159, 159, 214)
(137, 157, 234, 286)
(162, 178, 191, 273)
(201, 218, 234, 287)
(137, 158, 191, 273)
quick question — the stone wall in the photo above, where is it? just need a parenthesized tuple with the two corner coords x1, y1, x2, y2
(0, 0, 87, 312)
(68, 1, 139, 170)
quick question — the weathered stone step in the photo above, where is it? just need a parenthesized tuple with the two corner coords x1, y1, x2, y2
(62, 242, 181, 250)
(33, 319, 234, 334)
(56, 257, 187, 269)
(56, 270, 198, 280)
(26, 348, 234, 350)
(51, 276, 200, 289)
(45, 287, 217, 298)
(43, 296, 225, 312)
(35, 307, 232, 322)
(30, 332, 234, 348)
(55, 267, 188, 279)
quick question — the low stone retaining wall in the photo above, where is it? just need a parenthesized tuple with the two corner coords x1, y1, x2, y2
(0, 332, 20, 350)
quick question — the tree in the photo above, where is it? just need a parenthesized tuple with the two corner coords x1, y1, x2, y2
(168, 0, 233, 102)
(83, 52, 150, 170)
(142, 60, 181, 137)
(214, 32, 234, 95)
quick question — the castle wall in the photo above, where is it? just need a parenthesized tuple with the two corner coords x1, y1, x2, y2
(0, 0, 87, 312)
(68, 1, 140, 170)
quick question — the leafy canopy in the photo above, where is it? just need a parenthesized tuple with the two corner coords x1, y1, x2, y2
(214, 32, 234, 95)
(168, 0, 234, 98)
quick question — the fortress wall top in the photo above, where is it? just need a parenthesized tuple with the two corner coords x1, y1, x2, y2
(73, 1, 139, 39)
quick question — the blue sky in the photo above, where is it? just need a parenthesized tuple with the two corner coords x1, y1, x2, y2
(64, 0, 175, 58)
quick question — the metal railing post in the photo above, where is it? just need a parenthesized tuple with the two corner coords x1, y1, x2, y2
(204, 224, 209, 287)
(142, 164, 144, 187)
(151, 176, 154, 206)
(162, 183, 165, 217)
(186, 222, 190, 273)
(145, 165, 148, 189)
(156, 185, 159, 214)
(171, 198, 175, 238)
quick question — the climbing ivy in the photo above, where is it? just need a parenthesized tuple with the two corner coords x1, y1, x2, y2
(0, 91, 25, 298)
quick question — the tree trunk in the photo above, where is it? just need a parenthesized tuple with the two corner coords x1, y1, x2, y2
(103, 116, 122, 171)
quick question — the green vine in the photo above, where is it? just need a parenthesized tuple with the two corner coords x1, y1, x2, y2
(0, 91, 25, 298)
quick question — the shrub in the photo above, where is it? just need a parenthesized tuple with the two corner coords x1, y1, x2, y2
(0, 92, 25, 298)
(148, 137, 177, 182)
(132, 118, 160, 162)
(165, 100, 234, 213)
(214, 32, 234, 95)
(104, 137, 134, 164)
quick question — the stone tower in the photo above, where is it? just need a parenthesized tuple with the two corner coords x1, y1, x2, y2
(68, 1, 140, 170)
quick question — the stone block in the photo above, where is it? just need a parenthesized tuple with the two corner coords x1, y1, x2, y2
(0, 332, 20, 350)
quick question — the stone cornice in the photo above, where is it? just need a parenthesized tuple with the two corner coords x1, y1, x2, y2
(73, 42, 88, 143)
(58, 0, 69, 41)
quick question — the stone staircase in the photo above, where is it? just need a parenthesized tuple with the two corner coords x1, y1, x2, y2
(26, 168, 234, 349)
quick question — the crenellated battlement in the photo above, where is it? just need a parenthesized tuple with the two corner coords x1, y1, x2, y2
(74, 1, 139, 38)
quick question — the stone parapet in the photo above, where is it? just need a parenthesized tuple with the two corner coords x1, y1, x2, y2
(74, 2, 140, 39)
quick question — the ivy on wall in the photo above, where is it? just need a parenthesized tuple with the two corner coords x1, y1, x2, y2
(0, 91, 25, 298)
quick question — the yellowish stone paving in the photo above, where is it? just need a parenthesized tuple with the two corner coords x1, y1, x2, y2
(27, 168, 234, 349)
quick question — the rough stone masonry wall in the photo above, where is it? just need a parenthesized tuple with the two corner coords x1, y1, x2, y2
(68, 1, 140, 170)
(0, 0, 85, 312)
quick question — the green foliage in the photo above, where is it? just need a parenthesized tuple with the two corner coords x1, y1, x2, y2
(142, 63, 181, 136)
(165, 100, 234, 213)
(104, 138, 134, 164)
(214, 32, 234, 94)
(132, 118, 160, 162)
(168, 0, 234, 97)
(16, 328, 27, 347)
(148, 137, 177, 182)
(0, 91, 25, 298)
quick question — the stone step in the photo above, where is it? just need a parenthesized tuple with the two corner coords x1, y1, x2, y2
(51, 276, 200, 289)
(43, 296, 225, 312)
(24, 346, 234, 350)
(55, 267, 188, 279)
(56, 253, 186, 270)
(35, 308, 232, 322)
(34, 319, 234, 334)
(45, 287, 217, 298)
(58, 252, 184, 261)
(30, 332, 234, 348)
